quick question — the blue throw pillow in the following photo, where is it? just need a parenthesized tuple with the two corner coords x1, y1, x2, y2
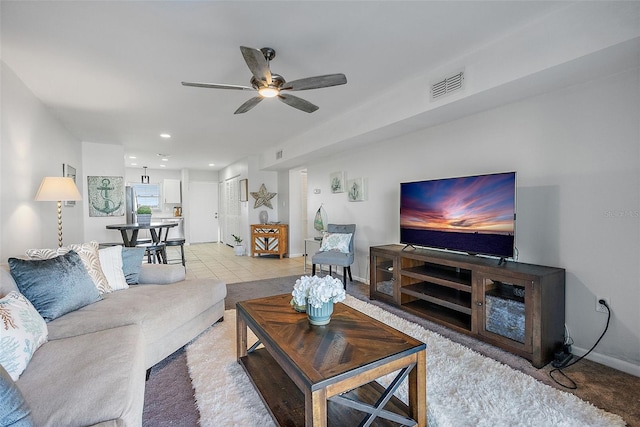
(121, 247, 145, 284)
(0, 364, 34, 426)
(8, 251, 102, 322)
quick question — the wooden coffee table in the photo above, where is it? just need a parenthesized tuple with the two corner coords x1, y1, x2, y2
(236, 294, 426, 426)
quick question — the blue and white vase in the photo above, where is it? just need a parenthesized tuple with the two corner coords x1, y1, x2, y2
(307, 301, 334, 326)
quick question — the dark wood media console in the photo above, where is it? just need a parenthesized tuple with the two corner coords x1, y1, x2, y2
(369, 244, 565, 368)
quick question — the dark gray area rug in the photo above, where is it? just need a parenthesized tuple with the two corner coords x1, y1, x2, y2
(142, 275, 639, 427)
(142, 275, 301, 427)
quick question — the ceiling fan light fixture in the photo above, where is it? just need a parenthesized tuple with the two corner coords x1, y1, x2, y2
(258, 87, 279, 98)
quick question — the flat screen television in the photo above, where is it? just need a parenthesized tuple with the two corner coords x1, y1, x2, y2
(400, 172, 516, 259)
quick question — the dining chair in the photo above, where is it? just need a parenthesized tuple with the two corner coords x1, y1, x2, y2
(136, 241, 167, 264)
(160, 226, 186, 266)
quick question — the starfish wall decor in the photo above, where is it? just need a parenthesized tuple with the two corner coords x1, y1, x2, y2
(250, 183, 276, 209)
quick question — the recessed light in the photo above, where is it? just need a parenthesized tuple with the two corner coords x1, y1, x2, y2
(160, 164, 166, 168)
(131, 163, 138, 166)
(160, 133, 171, 139)
(208, 163, 215, 167)
(161, 158, 169, 162)
(129, 156, 137, 159)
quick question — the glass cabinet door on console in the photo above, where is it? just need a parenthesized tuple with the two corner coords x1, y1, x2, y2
(369, 250, 397, 303)
(476, 274, 533, 354)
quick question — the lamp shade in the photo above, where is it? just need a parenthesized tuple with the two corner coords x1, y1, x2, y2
(35, 177, 82, 201)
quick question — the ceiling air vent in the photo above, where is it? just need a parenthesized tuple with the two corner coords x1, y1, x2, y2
(430, 70, 464, 100)
(276, 150, 283, 160)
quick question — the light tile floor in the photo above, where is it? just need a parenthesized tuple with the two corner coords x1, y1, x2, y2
(167, 242, 305, 283)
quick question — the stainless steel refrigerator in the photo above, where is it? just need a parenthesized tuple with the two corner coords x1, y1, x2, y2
(125, 186, 138, 224)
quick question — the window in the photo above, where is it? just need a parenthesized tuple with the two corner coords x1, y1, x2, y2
(132, 183, 160, 209)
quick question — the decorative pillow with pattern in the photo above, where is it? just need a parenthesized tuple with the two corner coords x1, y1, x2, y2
(0, 292, 48, 381)
(98, 245, 128, 291)
(319, 232, 352, 253)
(26, 241, 112, 294)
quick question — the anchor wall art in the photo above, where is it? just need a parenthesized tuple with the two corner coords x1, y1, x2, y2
(87, 176, 125, 217)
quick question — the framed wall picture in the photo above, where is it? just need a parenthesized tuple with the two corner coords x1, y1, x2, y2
(63, 164, 77, 207)
(240, 179, 248, 202)
(347, 177, 366, 202)
(330, 171, 345, 193)
(87, 176, 125, 217)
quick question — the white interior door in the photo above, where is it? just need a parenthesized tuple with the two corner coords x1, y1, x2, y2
(223, 177, 240, 246)
(189, 181, 219, 243)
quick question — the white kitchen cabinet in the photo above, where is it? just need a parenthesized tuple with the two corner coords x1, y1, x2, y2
(164, 179, 181, 204)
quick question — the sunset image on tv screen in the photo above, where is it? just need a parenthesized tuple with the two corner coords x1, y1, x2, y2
(401, 173, 515, 235)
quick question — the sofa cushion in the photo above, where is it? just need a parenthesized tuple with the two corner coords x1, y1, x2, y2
(8, 252, 102, 322)
(15, 325, 145, 427)
(137, 263, 186, 285)
(0, 292, 48, 381)
(98, 245, 128, 291)
(121, 247, 145, 285)
(26, 241, 112, 294)
(46, 278, 225, 347)
(0, 364, 34, 426)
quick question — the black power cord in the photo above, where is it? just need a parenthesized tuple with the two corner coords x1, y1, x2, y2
(549, 299, 611, 389)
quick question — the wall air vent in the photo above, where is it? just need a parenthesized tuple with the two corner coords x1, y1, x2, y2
(430, 70, 465, 100)
(276, 150, 283, 160)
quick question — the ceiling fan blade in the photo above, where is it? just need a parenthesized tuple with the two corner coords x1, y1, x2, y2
(240, 46, 272, 85)
(181, 81, 255, 91)
(281, 73, 347, 91)
(278, 94, 319, 113)
(234, 96, 263, 114)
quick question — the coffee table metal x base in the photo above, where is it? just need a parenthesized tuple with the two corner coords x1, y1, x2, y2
(329, 364, 417, 427)
(248, 338, 418, 427)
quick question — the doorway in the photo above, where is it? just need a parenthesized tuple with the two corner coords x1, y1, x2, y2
(189, 181, 219, 243)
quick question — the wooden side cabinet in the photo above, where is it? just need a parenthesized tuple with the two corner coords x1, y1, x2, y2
(250, 224, 288, 259)
(369, 244, 565, 368)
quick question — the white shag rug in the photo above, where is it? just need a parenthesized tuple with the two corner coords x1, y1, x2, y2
(186, 295, 625, 427)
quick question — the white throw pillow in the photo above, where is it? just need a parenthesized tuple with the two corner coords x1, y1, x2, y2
(0, 292, 48, 381)
(320, 232, 352, 253)
(26, 241, 113, 294)
(98, 246, 129, 291)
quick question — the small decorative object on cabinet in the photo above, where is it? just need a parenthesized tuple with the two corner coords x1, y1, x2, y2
(250, 224, 288, 259)
(259, 210, 269, 224)
(313, 204, 327, 239)
(370, 244, 565, 368)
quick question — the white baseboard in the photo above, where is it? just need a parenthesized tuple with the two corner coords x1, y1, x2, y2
(571, 346, 640, 377)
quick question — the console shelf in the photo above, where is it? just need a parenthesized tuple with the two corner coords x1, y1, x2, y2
(401, 282, 472, 315)
(370, 244, 565, 368)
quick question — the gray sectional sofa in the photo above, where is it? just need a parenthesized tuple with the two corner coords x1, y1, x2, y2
(0, 263, 226, 426)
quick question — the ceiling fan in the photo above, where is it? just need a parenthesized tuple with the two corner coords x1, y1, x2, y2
(181, 46, 347, 114)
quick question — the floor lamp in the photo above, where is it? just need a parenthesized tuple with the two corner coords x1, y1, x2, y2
(35, 177, 82, 247)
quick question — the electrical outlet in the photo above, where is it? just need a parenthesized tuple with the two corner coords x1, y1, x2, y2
(596, 296, 610, 313)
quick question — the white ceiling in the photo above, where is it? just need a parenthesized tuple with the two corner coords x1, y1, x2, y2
(1, 1, 568, 171)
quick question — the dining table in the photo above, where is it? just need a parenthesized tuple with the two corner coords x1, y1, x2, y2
(105, 221, 178, 247)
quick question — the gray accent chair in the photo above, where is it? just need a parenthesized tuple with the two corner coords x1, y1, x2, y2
(311, 224, 356, 288)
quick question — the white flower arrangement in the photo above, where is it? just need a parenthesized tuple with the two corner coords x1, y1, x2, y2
(291, 275, 346, 309)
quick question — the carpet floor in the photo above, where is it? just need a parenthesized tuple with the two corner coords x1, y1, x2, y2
(187, 299, 624, 426)
(142, 275, 640, 426)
